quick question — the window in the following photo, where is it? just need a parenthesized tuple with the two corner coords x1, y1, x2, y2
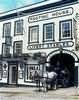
(5, 36, 12, 46)
(24, 64, 43, 82)
(3, 22, 11, 37)
(2, 43, 10, 57)
(60, 19, 72, 40)
(43, 23, 54, 41)
(18, 63, 24, 79)
(2, 64, 8, 78)
(0, 64, 2, 80)
(29, 26, 39, 43)
(14, 20, 23, 35)
(14, 41, 22, 55)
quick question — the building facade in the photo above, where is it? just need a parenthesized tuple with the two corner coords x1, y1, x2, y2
(0, 0, 79, 87)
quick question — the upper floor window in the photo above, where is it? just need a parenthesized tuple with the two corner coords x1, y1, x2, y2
(14, 20, 23, 35)
(14, 41, 22, 55)
(2, 43, 10, 57)
(43, 23, 54, 42)
(59, 19, 72, 40)
(29, 25, 39, 43)
(3, 22, 11, 37)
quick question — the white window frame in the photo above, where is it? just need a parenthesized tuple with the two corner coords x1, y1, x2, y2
(2, 43, 10, 57)
(0, 64, 2, 80)
(24, 64, 41, 82)
(60, 20, 72, 40)
(3, 22, 11, 37)
(29, 26, 39, 43)
(14, 41, 22, 55)
(14, 20, 23, 35)
(43, 23, 54, 41)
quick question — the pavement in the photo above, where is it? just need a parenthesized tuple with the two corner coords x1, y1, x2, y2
(0, 86, 79, 96)
(0, 86, 79, 100)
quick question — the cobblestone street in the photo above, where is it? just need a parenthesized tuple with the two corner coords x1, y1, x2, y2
(0, 87, 79, 100)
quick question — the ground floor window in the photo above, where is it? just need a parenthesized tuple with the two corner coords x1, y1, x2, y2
(24, 64, 43, 82)
(18, 70, 24, 79)
(0, 64, 2, 80)
(2, 64, 8, 78)
(18, 63, 25, 79)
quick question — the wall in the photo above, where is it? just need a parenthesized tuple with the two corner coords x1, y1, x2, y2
(0, 2, 79, 58)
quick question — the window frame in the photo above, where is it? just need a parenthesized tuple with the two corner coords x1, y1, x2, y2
(43, 22, 54, 42)
(28, 25, 39, 44)
(24, 64, 42, 82)
(0, 64, 2, 80)
(2, 43, 10, 57)
(2, 68, 7, 78)
(14, 19, 23, 36)
(59, 19, 72, 40)
(13, 41, 23, 55)
(18, 63, 24, 79)
(3, 22, 11, 37)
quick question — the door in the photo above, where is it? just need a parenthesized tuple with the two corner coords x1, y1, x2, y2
(9, 65, 17, 84)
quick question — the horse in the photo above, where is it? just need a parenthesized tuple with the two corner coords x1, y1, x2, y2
(41, 71, 57, 91)
(33, 70, 57, 92)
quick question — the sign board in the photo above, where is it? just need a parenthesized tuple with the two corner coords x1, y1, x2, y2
(28, 7, 73, 23)
(27, 41, 74, 50)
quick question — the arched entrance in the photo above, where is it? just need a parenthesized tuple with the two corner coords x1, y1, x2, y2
(46, 49, 78, 87)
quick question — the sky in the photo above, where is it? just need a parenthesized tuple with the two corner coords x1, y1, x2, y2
(0, 0, 44, 13)
(0, 0, 61, 13)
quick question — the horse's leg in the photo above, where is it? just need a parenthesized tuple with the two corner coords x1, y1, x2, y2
(43, 80, 47, 92)
(38, 79, 41, 91)
(52, 78, 57, 90)
(44, 82, 47, 92)
(50, 82, 53, 89)
(36, 80, 38, 87)
(54, 81, 57, 90)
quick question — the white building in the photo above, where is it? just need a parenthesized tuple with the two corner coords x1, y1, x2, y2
(0, 0, 79, 87)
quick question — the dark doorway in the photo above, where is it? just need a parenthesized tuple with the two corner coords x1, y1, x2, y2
(9, 65, 17, 84)
(49, 53, 75, 87)
(12, 66, 17, 83)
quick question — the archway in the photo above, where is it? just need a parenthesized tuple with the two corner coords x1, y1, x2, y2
(50, 53, 75, 87)
(46, 49, 78, 87)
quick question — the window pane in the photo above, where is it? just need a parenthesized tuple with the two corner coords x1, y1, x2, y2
(2, 70, 7, 78)
(25, 65, 40, 81)
(29, 26, 39, 43)
(0, 64, 2, 80)
(2, 44, 10, 56)
(14, 41, 22, 54)
(0, 71, 2, 79)
(60, 20, 72, 39)
(3, 23, 11, 37)
(44, 23, 54, 41)
(15, 20, 23, 34)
